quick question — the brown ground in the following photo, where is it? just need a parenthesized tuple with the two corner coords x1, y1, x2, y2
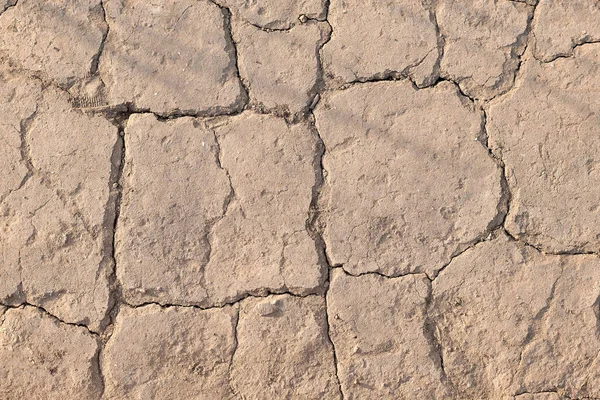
(1, 0, 600, 399)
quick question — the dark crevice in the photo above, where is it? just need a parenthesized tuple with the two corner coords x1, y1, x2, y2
(481, 0, 538, 103)
(423, 284, 454, 396)
(431, 231, 502, 281)
(92, 339, 105, 398)
(533, 39, 600, 64)
(93, 108, 131, 398)
(323, 273, 345, 400)
(201, 124, 235, 293)
(210, 126, 235, 218)
(89, 0, 109, 76)
(82, 101, 217, 120)
(307, 10, 344, 386)
(98, 108, 129, 335)
(307, 114, 345, 398)
(334, 71, 421, 92)
(0, 0, 17, 15)
(123, 291, 322, 312)
(227, 307, 241, 397)
(16, 106, 38, 191)
(479, 108, 510, 227)
(246, 21, 294, 32)
(429, 3, 445, 87)
(214, 2, 250, 110)
(309, 4, 345, 390)
(0, 302, 99, 336)
(94, 109, 138, 397)
(302, 20, 332, 118)
(306, 114, 331, 296)
(503, 227, 599, 257)
(507, 0, 538, 4)
(334, 264, 433, 282)
(241, 14, 327, 32)
(513, 390, 570, 399)
(99, 98, 246, 120)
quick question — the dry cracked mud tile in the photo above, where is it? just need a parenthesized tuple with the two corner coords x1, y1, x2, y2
(327, 269, 449, 399)
(314, 80, 502, 277)
(221, 0, 327, 30)
(205, 112, 323, 304)
(431, 234, 600, 398)
(511, 257, 600, 397)
(431, 235, 561, 398)
(533, 0, 600, 62)
(0, 306, 102, 400)
(119, 112, 321, 306)
(0, 80, 118, 331)
(231, 294, 341, 399)
(103, 304, 237, 399)
(437, 0, 530, 100)
(100, 0, 245, 115)
(322, 0, 439, 87)
(487, 44, 600, 253)
(233, 20, 330, 119)
(0, 0, 106, 88)
(117, 114, 231, 306)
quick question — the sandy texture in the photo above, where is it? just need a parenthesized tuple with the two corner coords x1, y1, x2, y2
(103, 304, 237, 399)
(2, 0, 600, 398)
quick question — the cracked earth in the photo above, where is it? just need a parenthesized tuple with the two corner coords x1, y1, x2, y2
(1, 0, 600, 399)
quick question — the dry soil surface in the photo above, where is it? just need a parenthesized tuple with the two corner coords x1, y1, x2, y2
(1, 0, 600, 399)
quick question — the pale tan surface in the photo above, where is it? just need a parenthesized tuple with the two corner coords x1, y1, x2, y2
(315, 80, 502, 278)
(437, 0, 531, 100)
(1, 0, 600, 399)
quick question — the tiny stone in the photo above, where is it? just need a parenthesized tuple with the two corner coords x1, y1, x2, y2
(254, 300, 280, 316)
